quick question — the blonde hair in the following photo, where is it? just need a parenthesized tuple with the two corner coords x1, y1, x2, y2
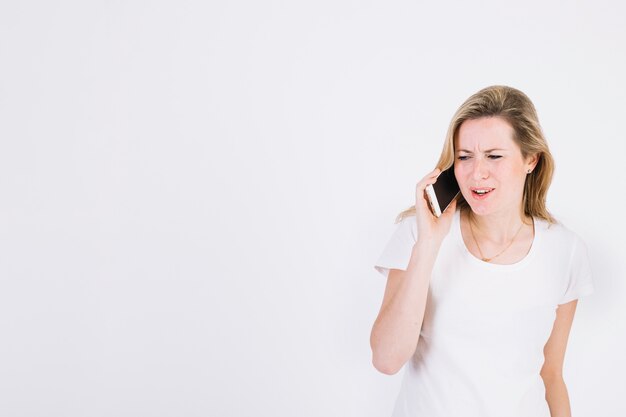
(395, 85, 556, 224)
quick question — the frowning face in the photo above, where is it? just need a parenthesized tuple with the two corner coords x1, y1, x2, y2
(454, 117, 537, 217)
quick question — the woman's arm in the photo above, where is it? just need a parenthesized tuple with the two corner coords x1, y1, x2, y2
(369, 240, 441, 375)
(542, 374, 571, 417)
(370, 169, 456, 375)
(540, 299, 579, 417)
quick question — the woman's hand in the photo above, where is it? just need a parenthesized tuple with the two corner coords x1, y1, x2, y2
(414, 168, 457, 244)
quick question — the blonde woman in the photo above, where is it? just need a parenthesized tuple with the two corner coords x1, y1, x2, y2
(371, 86, 594, 417)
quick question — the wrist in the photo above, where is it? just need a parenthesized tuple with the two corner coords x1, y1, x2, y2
(413, 238, 443, 255)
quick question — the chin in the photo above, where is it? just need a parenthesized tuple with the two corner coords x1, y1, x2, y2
(469, 207, 490, 216)
(464, 201, 493, 216)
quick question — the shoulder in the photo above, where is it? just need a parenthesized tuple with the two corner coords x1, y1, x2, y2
(395, 213, 418, 241)
(537, 217, 588, 253)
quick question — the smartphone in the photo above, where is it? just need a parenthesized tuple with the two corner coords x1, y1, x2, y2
(425, 166, 460, 217)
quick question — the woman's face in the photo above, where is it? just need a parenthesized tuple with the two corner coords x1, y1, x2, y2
(454, 117, 537, 218)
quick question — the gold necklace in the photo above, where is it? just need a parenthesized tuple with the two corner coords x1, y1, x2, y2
(468, 213, 525, 262)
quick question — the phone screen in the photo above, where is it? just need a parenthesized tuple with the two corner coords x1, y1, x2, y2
(428, 166, 460, 216)
(434, 166, 459, 210)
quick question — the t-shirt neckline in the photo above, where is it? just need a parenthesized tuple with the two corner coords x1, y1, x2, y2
(452, 208, 540, 270)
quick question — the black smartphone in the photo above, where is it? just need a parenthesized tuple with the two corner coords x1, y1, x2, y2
(425, 166, 460, 217)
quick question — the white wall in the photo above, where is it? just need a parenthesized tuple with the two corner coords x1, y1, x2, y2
(0, 1, 624, 416)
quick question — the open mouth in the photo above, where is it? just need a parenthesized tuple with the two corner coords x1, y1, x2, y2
(471, 188, 494, 196)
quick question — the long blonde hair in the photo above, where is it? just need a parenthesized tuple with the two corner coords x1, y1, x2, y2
(395, 85, 556, 224)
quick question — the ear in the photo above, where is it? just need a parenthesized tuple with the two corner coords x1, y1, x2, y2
(525, 152, 539, 173)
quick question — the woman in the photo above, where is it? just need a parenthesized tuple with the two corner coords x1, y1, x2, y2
(370, 85, 594, 417)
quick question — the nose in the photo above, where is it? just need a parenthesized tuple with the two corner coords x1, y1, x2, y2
(472, 158, 489, 181)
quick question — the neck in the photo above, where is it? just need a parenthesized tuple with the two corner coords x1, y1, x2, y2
(466, 207, 531, 244)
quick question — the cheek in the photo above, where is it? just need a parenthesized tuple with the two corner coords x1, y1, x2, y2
(499, 168, 527, 190)
(454, 166, 467, 182)
(454, 165, 474, 188)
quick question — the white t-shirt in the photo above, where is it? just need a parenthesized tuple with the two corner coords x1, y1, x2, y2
(374, 209, 594, 417)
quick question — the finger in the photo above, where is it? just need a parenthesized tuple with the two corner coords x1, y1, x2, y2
(421, 168, 442, 182)
(416, 175, 439, 192)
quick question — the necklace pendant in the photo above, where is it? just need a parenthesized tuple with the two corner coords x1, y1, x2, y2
(482, 257, 491, 262)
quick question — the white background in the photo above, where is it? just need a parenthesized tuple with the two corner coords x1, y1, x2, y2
(0, 1, 624, 416)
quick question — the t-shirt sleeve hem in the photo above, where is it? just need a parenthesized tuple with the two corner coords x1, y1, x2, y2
(558, 282, 594, 305)
(374, 263, 408, 278)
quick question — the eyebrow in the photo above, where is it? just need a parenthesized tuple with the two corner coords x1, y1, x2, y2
(457, 148, 507, 153)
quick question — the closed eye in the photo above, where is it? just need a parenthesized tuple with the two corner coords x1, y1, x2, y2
(487, 155, 502, 160)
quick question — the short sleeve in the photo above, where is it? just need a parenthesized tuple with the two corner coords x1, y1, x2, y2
(373, 216, 417, 278)
(559, 236, 595, 305)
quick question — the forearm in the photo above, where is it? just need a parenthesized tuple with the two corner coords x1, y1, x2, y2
(542, 374, 571, 417)
(370, 241, 440, 374)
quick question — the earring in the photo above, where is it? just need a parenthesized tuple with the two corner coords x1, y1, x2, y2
(527, 169, 532, 174)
